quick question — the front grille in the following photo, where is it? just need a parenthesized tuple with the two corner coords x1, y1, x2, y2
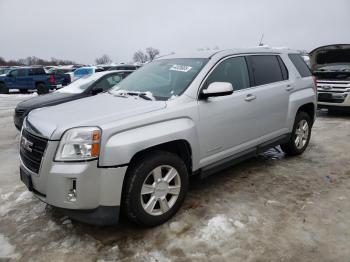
(317, 80, 350, 90)
(20, 128, 48, 174)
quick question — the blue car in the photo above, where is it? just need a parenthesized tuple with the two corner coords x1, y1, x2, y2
(73, 66, 106, 80)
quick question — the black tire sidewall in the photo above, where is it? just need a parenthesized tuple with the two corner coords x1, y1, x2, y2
(289, 112, 312, 154)
(37, 84, 48, 95)
(0, 83, 9, 94)
(124, 151, 189, 227)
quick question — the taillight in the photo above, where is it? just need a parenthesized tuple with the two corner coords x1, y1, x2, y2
(48, 75, 56, 85)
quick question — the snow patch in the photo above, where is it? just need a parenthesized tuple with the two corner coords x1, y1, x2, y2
(169, 221, 190, 234)
(147, 251, 171, 262)
(0, 234, 17, 259)
(199, 215, 236, 242)
(15, 191, 33, 203)
(1, 192, 13, 201)
(0, 202, 13, 217)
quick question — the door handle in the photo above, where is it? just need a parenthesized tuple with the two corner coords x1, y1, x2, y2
(245, 94, 256, 102)
(286, 85, 294, 91)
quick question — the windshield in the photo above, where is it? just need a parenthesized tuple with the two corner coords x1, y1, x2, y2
(56, 74, 99, 94)
(110, 58, 208, 100)
(0, 68, 10, 75)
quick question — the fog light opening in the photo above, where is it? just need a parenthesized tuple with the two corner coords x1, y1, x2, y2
(67, 179, 77, 202)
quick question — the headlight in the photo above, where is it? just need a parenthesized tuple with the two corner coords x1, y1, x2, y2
(55, 127, 101, 161)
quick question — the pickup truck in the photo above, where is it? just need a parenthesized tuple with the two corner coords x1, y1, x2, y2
(0, 67, 68, 95)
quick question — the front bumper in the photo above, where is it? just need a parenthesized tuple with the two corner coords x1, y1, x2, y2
(20, 139, 128, 225)
(57, 206, 120, 226)
(317, 81, 350, 108)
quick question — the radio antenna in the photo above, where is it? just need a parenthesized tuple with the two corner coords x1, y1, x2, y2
(258, 33, 264, 46)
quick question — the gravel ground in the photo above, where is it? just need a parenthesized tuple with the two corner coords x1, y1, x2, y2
(0, 93, 350, 262)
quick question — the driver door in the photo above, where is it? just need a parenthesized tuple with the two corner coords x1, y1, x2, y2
(197, 56, 261, 168)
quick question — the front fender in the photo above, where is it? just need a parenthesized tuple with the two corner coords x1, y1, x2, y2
(99, 118, 199, 169)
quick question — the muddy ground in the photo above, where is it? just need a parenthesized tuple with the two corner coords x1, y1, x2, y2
(0, 93, 350, 262)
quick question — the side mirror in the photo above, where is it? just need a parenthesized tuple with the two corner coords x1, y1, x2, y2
(91, 88, 103, 95)
(200, 82, 234, 99)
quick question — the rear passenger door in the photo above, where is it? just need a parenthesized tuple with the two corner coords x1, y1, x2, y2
(245, 55, 290, 138)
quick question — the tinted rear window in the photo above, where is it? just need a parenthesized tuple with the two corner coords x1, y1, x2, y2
(247, 55, 284, 86)
(288, 54, 312, 77)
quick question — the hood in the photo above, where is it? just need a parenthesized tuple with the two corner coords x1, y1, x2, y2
(17, 92, 79, 111)
(310, 44, 350, 71)
(27, 93, 166, 140)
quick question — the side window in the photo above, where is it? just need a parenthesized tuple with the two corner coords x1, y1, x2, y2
(204, 56, 250, 91)
(288, 54, 312, 77)
(17, 69, 27, 77)
(247, 55, 284, 86)
(277, 56, 289, 80)
(106, 74, 123, 87)
(9, 70, 18, 77)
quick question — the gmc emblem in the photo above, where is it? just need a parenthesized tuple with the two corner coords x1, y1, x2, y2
(21, 136, 33, 152)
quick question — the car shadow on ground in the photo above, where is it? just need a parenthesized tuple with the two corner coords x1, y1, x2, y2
(47, 147, 286, 243)
(317, 108, 350, 119)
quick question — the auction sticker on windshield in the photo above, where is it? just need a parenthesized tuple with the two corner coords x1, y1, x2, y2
(170, 64, 192, 72)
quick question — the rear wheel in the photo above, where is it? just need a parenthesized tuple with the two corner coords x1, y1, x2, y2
(123, 151, 189, 227)
(0, 83, 9, 94)
(281, 112, 312, 156)
(36, 83, 49, 95)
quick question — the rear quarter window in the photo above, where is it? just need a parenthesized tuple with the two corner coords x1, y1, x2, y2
(288, 54, 312, 77)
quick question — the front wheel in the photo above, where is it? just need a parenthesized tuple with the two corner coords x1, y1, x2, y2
(123, 151, 189, 227)
(0, 83, 9, 94)
(281, 112, 312, 156)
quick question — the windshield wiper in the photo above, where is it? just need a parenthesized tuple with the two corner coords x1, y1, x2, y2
(110, 90, 154, 100)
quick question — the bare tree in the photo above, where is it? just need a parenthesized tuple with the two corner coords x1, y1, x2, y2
(146, 47, 160, 61)
(133, 50, 148, 63)
(0, 56, 77, 66)
(95, 54, 112, 65)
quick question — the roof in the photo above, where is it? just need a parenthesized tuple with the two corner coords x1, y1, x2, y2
(158, 47, 300, 60)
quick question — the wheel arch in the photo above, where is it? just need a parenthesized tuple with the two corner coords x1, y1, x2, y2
(297, 103, 315, 125)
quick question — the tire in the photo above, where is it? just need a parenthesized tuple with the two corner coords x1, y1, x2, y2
(123, 151, 189, 227)
(19, 89, 28, 94)
(0, 83, 9, 94)
(36, 83, 49, 95)
(280, 111, 312, 156)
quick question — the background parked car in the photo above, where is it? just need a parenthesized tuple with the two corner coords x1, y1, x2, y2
(46, 66, 76, 86)
(310, 44, 350, 110)
(73, 66, 106, 80)
(14, 70, 134, 130)
(0, 67, 67, 95)
(108, 64, 141, 71)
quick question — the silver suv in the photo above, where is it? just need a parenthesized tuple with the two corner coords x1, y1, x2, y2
(19, 48, 316, 227)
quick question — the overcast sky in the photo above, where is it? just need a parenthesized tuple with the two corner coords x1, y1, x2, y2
(1, 0, 349, 64)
